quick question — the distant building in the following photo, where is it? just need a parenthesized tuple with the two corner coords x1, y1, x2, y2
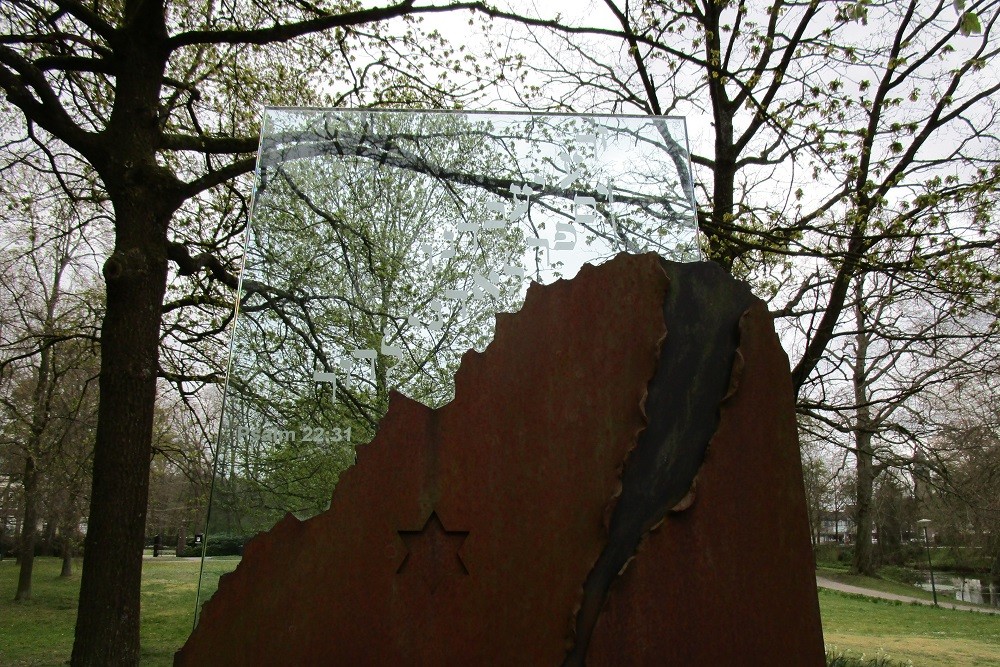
(818, 508, 855, 544)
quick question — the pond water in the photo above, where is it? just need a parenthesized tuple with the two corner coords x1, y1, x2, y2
(916, 572, 1000, 607)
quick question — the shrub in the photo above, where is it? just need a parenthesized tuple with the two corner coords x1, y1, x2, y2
(815, 544, 853, 568)
(878, 565, 924, 586)
(179, 534, 248, 557)
(826, 647, 912, 666)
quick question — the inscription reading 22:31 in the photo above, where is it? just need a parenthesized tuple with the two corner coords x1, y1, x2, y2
(235, 425, 352, 446)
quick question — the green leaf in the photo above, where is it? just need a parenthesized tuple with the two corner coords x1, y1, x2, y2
(960, 11, 982, 36)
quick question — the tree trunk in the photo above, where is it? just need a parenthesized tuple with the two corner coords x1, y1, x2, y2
(16, 277, 57, 601)
(61, 543, 74, 578)
(14, 457, 39, 601)
(43, 519, 57, 556)
(853, 441, 875, 575)
(70, 2, 175, 663)
(71, 216, 169, 664)
(834, 496, 841, 543)
(61, 524, 75, 578)
(989, 548, 1000, 607)
(851, 286, 877, 576)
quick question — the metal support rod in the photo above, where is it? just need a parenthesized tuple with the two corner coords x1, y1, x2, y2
(923, 526, 938, 607)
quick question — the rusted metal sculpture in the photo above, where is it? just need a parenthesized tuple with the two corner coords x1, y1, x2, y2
(176, 253, 824, 665)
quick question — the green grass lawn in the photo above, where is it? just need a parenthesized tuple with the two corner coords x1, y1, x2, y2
(820, 589, 1000, 667)
(2, 557, 999, 665)
(0, 556, 239, 666)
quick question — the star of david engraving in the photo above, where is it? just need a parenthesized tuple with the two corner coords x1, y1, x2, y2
(396, 511, 469, 593)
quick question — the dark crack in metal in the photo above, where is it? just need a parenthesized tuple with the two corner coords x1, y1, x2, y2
(563, 260, 757, 666)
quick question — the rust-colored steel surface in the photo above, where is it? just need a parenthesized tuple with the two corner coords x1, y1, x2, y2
(177, 253, 670, 665)
(175, 253, 824, 665)
(585, 300, 824, 665)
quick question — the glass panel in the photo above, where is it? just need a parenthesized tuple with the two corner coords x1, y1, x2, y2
(196, 109, 699, 614)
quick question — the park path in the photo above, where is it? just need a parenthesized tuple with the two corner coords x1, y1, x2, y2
(816, 575, 1000, 615)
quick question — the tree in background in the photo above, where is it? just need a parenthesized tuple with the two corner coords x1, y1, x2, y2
(146, 400, 213, 551)
(793, 249, 1000, 573)
(0, 168, 102, 599)
(800, 428, 856, 547)
(872, 473, 913, 566)
(35, 335, 99, 579)
(928, 393, 1000, 595)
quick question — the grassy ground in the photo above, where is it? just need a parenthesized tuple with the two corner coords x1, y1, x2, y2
(0, 556, 239, 666)
(820, 588, 1000, 667)
(2, 557, 999, 665)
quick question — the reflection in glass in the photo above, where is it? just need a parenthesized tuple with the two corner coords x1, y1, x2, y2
(195, 109, 699, 615)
